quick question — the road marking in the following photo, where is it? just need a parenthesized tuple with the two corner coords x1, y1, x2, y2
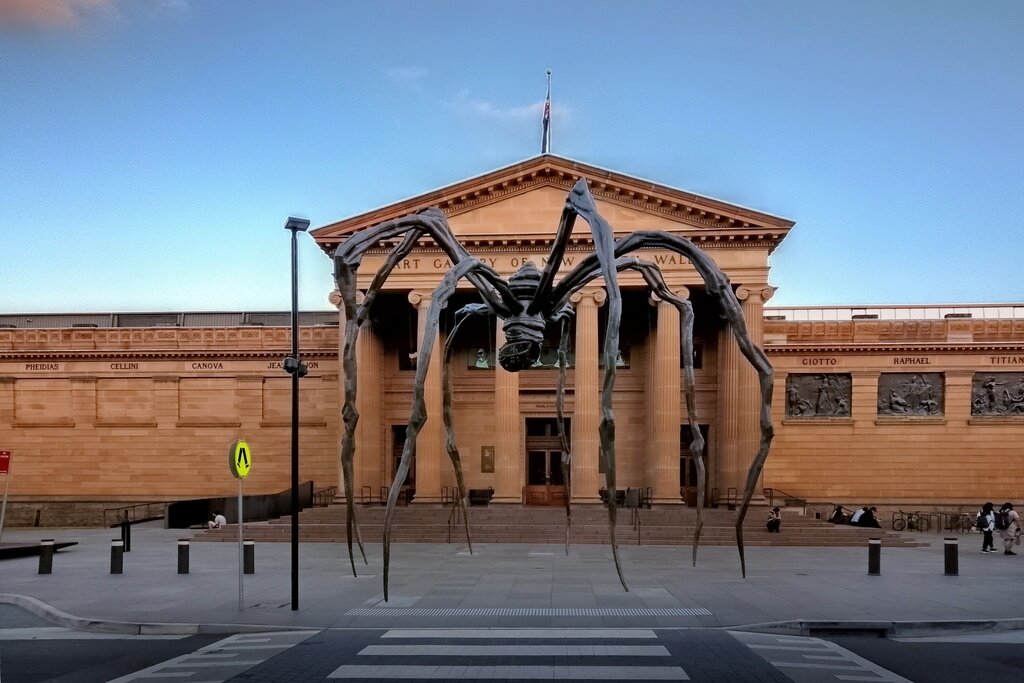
(382, 628, 658, 638)
(731, 631, 915, 683)
(108, 630, 318, 682)
(327, 664, 689, 679)
(358, 644, 671, 656)
(348, 607, 710, 616)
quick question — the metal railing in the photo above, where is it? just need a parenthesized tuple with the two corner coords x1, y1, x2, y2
(763, 487, 808, 515)
(102, 502, 166, 528)
(313, 486, 337, 507)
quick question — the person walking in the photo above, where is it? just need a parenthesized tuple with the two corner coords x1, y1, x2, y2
(979, 502, 996, 553)
(997, 502, 1020, 555)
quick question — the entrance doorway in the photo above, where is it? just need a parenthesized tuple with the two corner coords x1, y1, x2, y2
(523, 418, 570, 506)
(680, 424, 710, 507)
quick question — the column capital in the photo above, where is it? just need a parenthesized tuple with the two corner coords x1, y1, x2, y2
(331, 289, 366, 308)
(735, 284, 776, 304)
(408, 290, 433, 308)
(649, 286, 690, 306)
(570, 287, 606, 307)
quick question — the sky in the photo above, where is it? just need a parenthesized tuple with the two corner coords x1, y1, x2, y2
(1, 0, 1021, 313)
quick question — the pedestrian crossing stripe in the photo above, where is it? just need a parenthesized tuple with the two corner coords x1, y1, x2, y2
(345, 607, 711, 617)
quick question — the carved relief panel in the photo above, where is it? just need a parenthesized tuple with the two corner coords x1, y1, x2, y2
(877, 373, 944, 416)
(971, 372, 1024, 415)
(785, 374, 852, 417)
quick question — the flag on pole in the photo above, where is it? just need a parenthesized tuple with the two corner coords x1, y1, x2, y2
(541, 69, 552, 154)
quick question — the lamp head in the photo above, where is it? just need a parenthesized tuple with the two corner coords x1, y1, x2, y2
(284, 217, 310, 232)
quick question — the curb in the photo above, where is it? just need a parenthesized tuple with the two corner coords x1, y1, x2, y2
(0, 594, 318, 636)
(733, 617, 1024, 637)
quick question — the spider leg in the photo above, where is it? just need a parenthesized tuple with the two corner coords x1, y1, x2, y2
(336, 209, 520, 317)
(443, 303, 493, 555)
(335, 211, 522, 581)
(552, 256, 709, 567)
(550, 226, 774, 578)
(552, 305, 575, 555)
(335, 230, 423, 576)
(614, 260, 705, 566)
(383, 259, 499, 602)
(565, 179, 627, 592)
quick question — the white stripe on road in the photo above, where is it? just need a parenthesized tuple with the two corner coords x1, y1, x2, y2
(358, 644, 671, 656)
(328, 665, 688, 679)
(382, 628, 657, 639)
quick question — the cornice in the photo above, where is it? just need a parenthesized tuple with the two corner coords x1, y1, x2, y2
(312, 157, 793, 256)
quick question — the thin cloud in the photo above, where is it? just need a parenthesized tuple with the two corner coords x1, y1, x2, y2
(445, 89, 570, 122)
(0, 0, 114, 29)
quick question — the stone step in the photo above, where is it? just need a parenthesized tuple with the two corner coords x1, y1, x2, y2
(195, 502, 924, 547)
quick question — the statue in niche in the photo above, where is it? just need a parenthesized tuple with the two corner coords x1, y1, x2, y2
(972, 373, 1024, 415)
(786, 374, 850, 417)
(877, 373, 944, 416)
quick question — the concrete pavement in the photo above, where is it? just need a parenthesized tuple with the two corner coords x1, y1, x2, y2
(1, 524, 1023, 636)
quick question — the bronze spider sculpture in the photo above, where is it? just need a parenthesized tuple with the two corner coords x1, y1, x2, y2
(333, 178, 774, 600)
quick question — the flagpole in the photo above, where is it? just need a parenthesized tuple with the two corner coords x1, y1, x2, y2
(542, 68, 552, 154)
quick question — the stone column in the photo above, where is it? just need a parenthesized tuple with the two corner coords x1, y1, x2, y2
(329, 289, 346, 495)
(716, 284, 773, 499)
(409, 290, 442, 503)
(492, 320, 522, 503)
(355, 312, 384, 499)
(331, 288, 386, 500)
(649, 289, 686, 504)
(571, 288, 605, 504)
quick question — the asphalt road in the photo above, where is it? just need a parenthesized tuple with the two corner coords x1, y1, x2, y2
(5, 601, 1024, 683)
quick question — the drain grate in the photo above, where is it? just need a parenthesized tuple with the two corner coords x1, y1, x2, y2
(345, 607, 711, 617)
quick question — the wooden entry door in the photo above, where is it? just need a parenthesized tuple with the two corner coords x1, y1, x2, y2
(523, 418, 570, 506)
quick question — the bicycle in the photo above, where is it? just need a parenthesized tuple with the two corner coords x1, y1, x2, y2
(892, 510, 929, 532)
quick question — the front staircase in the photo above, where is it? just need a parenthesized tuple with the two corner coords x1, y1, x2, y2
(196, 504, 925, 548)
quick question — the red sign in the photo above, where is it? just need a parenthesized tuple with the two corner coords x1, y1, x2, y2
(0, 451, 9, 474)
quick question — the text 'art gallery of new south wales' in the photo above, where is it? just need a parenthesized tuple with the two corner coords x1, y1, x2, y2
(2, 155, 1024, 527)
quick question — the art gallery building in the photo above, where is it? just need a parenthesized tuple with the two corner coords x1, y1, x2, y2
(2, 155, 1022, 524)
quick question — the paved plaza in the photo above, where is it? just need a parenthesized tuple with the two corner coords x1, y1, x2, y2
(2, 524, 1023, 636)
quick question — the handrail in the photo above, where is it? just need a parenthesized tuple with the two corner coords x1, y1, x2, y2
(763, 487, 807, 515)
(103, 502, 166, 528)
(314, 486, 338, 507)
(446, 496, 463, 543)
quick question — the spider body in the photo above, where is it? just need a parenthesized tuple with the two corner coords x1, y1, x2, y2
(498, 262, 546, 371)
(333, 178, 774, 601)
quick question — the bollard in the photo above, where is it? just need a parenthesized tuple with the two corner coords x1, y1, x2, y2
(243, 539, 255, 575)
(944, 537, 959, 576)
(177, 539, 190, 574)
(110, 538, 124, 574)
(868, 538, 881, 575)
(120, 520, 132, 552)
(38, 539, 55, 574)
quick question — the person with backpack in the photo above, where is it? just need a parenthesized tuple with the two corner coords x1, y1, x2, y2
(978, 502, 996, 553)
(996, 502, 1020, 555)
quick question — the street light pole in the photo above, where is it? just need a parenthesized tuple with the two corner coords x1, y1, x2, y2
(283, 216, 310, 612)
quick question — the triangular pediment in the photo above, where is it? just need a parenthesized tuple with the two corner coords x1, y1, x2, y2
(312, 154, 793, 255)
